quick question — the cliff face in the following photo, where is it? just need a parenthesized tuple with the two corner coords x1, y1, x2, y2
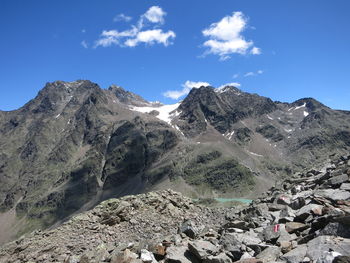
(0, 80, 349, 244)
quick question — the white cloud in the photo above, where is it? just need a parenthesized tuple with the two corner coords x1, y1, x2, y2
(125, 29, 175, 47)
(94, 6, 175, 48)
(251, 46, 261, 55)
(113, 13, 132, 22)
(232, 73, 239, 79)
(81, 40, 88, 48)
(202, 11, 261, 60)
(244, 72, 255, 77)
(143, 6, 166, 24)
(244, 69, 263, 77)
(163, 81, 210, 100)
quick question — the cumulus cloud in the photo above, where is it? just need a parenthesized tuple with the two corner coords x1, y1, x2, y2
(250, 47, 261, 55)
(163, 81, 210, 100)
(94, 6, 175, 48)
(202, 11, 261, 60)
(244, 70, 263, 77)
(125, 29, 175, 47)
(140, 6, 166, 25)
(113, 13, 132, 22)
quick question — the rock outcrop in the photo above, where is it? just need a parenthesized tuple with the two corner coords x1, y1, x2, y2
(1, 154, 350, 263)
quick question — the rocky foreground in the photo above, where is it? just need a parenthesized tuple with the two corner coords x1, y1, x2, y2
(1, 155, 350, 263)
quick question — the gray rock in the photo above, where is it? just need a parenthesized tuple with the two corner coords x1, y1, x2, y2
(188, 240, 219, 260)
(285, 222, 309, 233)
(276, 195, 292, 206)
(319, 222, 350, 238)
(179, 220, 199, 239)
(306, 236, 350, 262)
(280, 244, 307, 263)
(263, 225, 282, 243)
(223, 220, 250, 231)
(203, 253, 232, 263)
(314, 189, 350, 201)
(295, 204, 323, 219)
(219, 234, 243, 260)
(256, 246, 281, 263)
(340, 183, 350, 191)
(328, 174, 349, 186)
(289, 197, 306, 210)
(268, 204, 286, 211)
(333, 255, 350, 263)
(110, 249, 140, 263)
(140, 249, 157, 263)
(165, 246, 193, 263)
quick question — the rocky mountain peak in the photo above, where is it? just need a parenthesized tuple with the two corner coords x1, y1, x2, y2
(108, 84, 150, 106)
(291, 97, 327, 111)
(215, 85, 242, 94)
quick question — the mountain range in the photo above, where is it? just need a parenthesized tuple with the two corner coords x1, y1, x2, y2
(0, 80, 349, 244)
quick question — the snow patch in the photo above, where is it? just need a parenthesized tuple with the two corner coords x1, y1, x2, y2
(267, 115, 273, 120)
(294, 103, 306, 110)
(55, 114, 60, 118)
(130, 103, 180, 124)
(174, 125, 185, 136)
(228, 130, 235, 140)
(247, 151, 263, 157)
(284, 128, 293, 133)
(303, 111, 309, 117)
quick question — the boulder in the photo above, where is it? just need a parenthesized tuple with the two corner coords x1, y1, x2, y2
(256, 246, 281, 263)
(333, 256, 350, 263)
(276, 195, 292, 206)
(111, 249, 140, 263)
(319, 222, 350, 238)
(289, 197, 306, 210)
(340, 183, 350, 191)
(179, 220, 199, 239)
(268, 204, 286, 211)
(328, 174, 349, 186)
(219, 234, 243, 260)
(280, 244, 307, 263)
(295, 204, 323, 220)
(204, 253, 232, 263)
(263, 224, 282, 243)
(223, 220, 250, 231)
(314, 189, 350, 201)
(140, 249, 157, 263)
(306, 236, 350, 262)
(165, 245, 193, 263)
(285, 222, 309, 233)
(188, 240, 220, 260)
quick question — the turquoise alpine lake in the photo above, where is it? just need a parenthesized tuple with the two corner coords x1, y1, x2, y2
(215, 198, 252, 204)
(194, 198, 252, 204)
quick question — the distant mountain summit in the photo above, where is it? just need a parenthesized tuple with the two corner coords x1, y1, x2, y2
(0, 80, 349, 244)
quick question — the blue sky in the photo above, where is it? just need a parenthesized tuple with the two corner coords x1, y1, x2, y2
(1, 0, 350, 110)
